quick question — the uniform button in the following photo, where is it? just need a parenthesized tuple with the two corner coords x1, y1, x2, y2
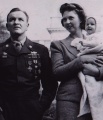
(29, 45, 32, 49)
(3, 52, 7, 55)
(5, 44, 9, 47)
(35, 65, 38, 68)
(2, 52, 7, 58)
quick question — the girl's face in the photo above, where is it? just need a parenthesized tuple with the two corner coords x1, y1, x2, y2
(85, 18, 96, 35)
(62, 10, 81, 34)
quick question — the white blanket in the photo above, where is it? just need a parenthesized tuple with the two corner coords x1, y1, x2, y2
(78, 72, 103, 120)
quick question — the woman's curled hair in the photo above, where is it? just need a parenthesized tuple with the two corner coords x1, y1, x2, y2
(60, 3, 86, 29)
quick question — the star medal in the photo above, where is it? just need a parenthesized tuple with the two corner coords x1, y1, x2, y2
(27, 66, 32, 72)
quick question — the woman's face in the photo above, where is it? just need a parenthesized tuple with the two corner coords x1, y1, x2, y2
(85, 18, 96, 35)
(62, 10, 81, 33)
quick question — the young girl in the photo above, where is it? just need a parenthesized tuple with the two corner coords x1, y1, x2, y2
(71, 17, 103, 120)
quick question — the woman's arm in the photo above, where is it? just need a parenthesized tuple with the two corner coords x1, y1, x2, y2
(50, 41, 83, 81)
(95, 56, 103, 79)
(78, 44, 103, 56)
(83, 63, 100, 77)
(82, 55, 103, 80)
(50, 41, 102, 82)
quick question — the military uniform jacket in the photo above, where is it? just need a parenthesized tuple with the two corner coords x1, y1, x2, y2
(0, 38, 57, 111)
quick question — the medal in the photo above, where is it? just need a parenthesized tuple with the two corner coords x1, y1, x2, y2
(33, 60, 37, 64)
(28, 61, 32, 66)
(2, 52, 7, 58)
(31, 51, 37, 58)
(35, 65, 38, 68)
(27, 66, 32, 72)
(38, 69, 41, 74)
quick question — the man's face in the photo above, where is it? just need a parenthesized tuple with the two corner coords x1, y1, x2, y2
(6, 11, 29, 35)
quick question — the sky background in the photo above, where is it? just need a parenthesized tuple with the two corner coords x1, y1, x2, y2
(0, 0, 103, 40)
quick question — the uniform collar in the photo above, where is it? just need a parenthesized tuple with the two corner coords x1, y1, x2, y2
(20, 38, 33, 54)
(3, 38, 34, 55)
(10, 36, 26, 46)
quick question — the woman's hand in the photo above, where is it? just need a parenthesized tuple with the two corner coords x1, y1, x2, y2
(80, 54, 97, 64)
(97, 55, 103, 61)
(80, 54, 103, 67)
(83, 63, 99, 77)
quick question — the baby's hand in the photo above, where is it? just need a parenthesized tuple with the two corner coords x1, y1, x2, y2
(83, 63, 99, 77)
(77, 48, 89, 56)
(82, 41, 97, 48)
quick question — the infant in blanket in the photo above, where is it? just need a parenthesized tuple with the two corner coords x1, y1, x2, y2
(71, 17, 103, 118)
(71, 17, 103, 57)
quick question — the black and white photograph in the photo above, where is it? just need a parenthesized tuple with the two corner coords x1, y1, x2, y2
(0, 0, 103, 120)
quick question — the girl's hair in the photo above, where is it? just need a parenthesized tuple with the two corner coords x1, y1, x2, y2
(60, 3, 86, 29)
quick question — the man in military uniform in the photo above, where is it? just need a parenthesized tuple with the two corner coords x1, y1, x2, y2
(0, 8, 58, 120)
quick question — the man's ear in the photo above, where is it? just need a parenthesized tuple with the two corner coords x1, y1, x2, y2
(27, 23, 29, 27)
(26, 23, 29, 31)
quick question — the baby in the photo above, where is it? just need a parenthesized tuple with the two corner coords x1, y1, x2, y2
(71, 17, 103, 56)
(86, 17, 96, 35)
(71, 17, 103, 119)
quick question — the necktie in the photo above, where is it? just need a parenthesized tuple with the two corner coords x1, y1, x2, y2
(13, 41, 22, 52)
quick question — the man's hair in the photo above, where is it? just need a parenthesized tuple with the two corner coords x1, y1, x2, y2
(60, 3, 86, 30)
(7, 8, 29, 22)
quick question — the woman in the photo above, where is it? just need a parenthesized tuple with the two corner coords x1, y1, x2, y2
(50, 3, 101, 120)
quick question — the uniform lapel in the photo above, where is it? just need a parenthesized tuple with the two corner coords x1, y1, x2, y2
(4, 38, 17, 56)
(20, 38, 33, 54)
(4, 38, 32, 55)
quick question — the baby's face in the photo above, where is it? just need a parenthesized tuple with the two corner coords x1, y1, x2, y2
(85, 18, 96, 35)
